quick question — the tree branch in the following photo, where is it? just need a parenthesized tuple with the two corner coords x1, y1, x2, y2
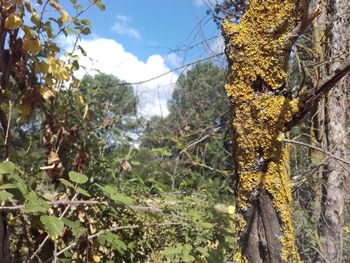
(289, 1, 320, 44)
(283, 138, 350, 166)
(0, 200, 164, 214)
(286, 59, 350, 130)
(44, 222, 181, 263)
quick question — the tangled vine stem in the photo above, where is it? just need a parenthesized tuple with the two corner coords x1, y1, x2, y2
(43, 222, 182, 263)
(0, 200, 164, 213)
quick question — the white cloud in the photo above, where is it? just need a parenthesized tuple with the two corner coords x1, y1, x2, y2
(111, 15, 142, 40)
(164, 53, 182, 68)
(62, 37, 178, 118)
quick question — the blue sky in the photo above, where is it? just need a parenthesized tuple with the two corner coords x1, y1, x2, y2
(82, 1, 220, 59)
(60, 0, 224, 117)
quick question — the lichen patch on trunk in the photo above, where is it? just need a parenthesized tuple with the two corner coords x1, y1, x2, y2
(222, 1, 304, 262)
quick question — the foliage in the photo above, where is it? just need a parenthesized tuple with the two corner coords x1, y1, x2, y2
(0, 1, 348, 262)
(0, 1, 238, 261)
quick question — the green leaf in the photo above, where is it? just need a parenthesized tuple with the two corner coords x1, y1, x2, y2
(24, 191, 49, 213)
(0, 183, 18, 190)
(40, 215, 64, 238)
(80, 27, 91, 35)
(0, 161, 16, 175)
(63, 27, 79, 36)
(98, 185, 134, 205)
(12, 173, 27, 195)
(98, 232, 127, 254)
(59, 178, 74, 188)
(62, 218, 85, 237)
(78, 45, 87, 56)
(81, 19, 91, 25)
(195, 247, 209, 257)
(183, 254, 195, 262)
(199, 221, 214, 229)
(0, 191, 13, 201)
(68, 171, 88, 184)
(95, 0, 106, 11)
(110, 192, 134, 205)
(163, 246, 181, 256)
(182, 244, 192, 255)
(76, 186, 91, 197)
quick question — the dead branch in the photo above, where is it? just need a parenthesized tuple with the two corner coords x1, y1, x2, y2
(287, 59, 350, 130)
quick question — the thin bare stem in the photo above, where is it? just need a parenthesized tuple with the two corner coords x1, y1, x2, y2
(29, 193, 79, 261)
(284, 138, 350, 166)
(45, 222, 181, 263)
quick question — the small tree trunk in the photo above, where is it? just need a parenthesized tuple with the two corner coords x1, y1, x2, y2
(222, 1, 307, 262)
(0, 212, 9, 263)
(313, 1, 350, 262)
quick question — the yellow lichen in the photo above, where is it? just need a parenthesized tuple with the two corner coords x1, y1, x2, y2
(222, 0, 303, 262)
(233, 252, 248, 263)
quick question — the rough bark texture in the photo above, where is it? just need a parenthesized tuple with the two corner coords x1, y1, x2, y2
(0, 212, 9, 263)
(222, 1, 306, 262)
(315, 1, 350, 261)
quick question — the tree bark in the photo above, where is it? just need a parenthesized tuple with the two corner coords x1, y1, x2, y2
(314, 1, 350, 262)
(0, 212, 9, 263)
(222, 1, 308, 262)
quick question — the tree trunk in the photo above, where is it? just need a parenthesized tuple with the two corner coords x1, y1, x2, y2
(222, 1, 307, 262)
(0, 212, 9, 263)
(315, 1, 350, 261)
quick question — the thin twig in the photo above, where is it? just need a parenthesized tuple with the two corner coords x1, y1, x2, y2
(4, 100, 12, 149)
(45, 222, 181, 262)
(284, 138, 350, 166)
(287, 58, 350, 130)
(114, 52, 223, 87)
(30, 193, 79, 261)
(0, 200, 164, 214)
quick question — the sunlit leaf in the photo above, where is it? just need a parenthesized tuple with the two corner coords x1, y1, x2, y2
(0, 162, 16, 175)
(24, 191, 49, 213)
(62, 218, 85, 237)
(4, 14, 22, 30)
(76, 186, 91, 197)
(0, 191, 13, 201)
(95, 1, 106, 11)
(41, 215, 64, 238)
(68, 171, 88, 184)
(98, 232, 127, 253)
(59, 178, 74, 188)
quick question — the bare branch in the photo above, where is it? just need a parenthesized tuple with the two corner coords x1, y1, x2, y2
(287, 59, 350, 130)
(283, 138, 350, 166)
(45, 222, 182, 263)
(289, 2, 321, 44)
(0, 200, 164, 214)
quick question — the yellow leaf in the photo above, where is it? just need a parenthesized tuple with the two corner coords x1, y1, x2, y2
(19, 89, 36, 121)
(5, 14, 22, 30)
(31, 12, 40, 26)
(227, 205, 235, 215)
(35, 61, 50, 74)
(277, 134, 283, 142)
(18, 102, 33, 121)
(60, 10, 70, 23)
(83, 104, 89, 119)
(92, 255, 101, 263)
(41, 87, 55, 100)
(49, 0, 62, 11)
(75, 93, 85, 106)
(23, 36, 42, 54)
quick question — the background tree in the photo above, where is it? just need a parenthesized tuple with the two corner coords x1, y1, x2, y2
(311, 0, 350, 261)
